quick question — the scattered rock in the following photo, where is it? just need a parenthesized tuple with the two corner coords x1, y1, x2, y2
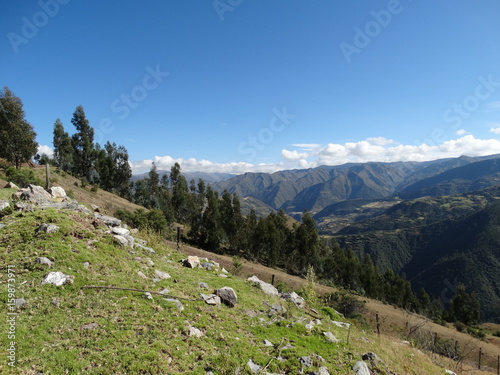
(4, 181, 19, 189)
(201, 293, 221, 305)
(41, 271, 74, 286)
(268, 303, 287, 317)
(36, 257, 54, 267)
(81, 322, 98, 330)
(247, 359, 262, 374)
(137, 271, 147, 280)
(281, 291, 306, 308)
(158, 288, 170, 295)
(215, 287, 237, 307)
(188, 326, 203, 337)
(51, 298, 60, 307)
(83, 261, 90, 269)
(48, 186, 66, 198)
(154, 270, 171, 280)
(323, 331, 340, 343)
(318, 367, 330, 375)
(164, 298, 184, 311)
(353, 361, 370, 375)
(281, 343, 295, 350)
(199, 282, 209, 289)
(90, 204, 100, 212)
(94, 213, 121, 227)
(14, 298, 26, 307)
(0, 200, 10, 212)
(36, 223, 60, 234)
(200, 262, 213, 271)
(19, 185, 52, 204)
(143, 292, 153, 300)
(247, 275, 279, 296)
(263, 339, 274, 347)
(111, 227, 130, 236)
(183, 256, 200, 268)
(134, 242, 155, 253)
(299, 356, 313, 367)
(359, 337, 370, 343)
(445, 370, 457, 375)
(331, 320, 350, 329)
(218, 274, 228, 278)
(112, 234, 129, 247)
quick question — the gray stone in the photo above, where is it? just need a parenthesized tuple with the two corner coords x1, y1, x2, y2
(111, 227, 130, 236)
(183, 255, 200, 268)
(20, 185, 52, 204)
(81, 322, 98, 330)
(318, 367, 330, 375)
(199, 282, 209, 289)
(134, 242, 155, 253)
(215, 287, 237, 307)
(299, 356, 313, 367)
(94, 213, 121, 227)
(41, 271, 74, 286)
(154, 270, 171, 280)
(113, 234, 129, 247)
(0, 200, 10, 212)
(332, 320, 350, 329)
(201, 262, 213, 270)
(83, 262, 90, 269)
(36, 223, 59, 234)
(323, 331, 340, 343)
(36, 257, 54, 267)
(188, 326, 203, 337)
(247, 359, 262, 374)
(445, 370, 457, 375)
(353, 361, 370, 375)
(137, 271, 147, 279)
(48, 186, 66, 198)
(143, 292, 153, 300)
(4, 181, 19, 189)
(247, 275, 279, 296)
(361, 352, 379, 362)
(51, 298, 60, 307)
(14, 298, 26, 307)
(201, 293, 221, 305)
(90, 204, 100, 212)
(281, 291, 306, 308)
(268, 303, 287, 317)
(263, 339, 274, 347)
(158, 288, 170, 295)
(164, 298, 184, 311)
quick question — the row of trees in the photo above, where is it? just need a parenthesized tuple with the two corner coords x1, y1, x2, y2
(51, 105, 132, 196)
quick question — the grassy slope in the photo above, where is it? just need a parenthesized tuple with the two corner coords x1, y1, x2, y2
(0, 166, 498, 373)
(1, 207, 461, 375)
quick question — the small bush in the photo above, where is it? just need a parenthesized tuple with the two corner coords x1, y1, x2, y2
(493, 330, 500, 337)
(5, 167, 44, 188)
(467, 326, 486, 340)
(90, 185, 99, 193)
(454, 321, 467, 333)
(323, 290, 366, 319)
(232, 256, 243, 275)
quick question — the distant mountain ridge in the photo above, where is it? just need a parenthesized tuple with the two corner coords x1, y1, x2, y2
(212, 154, 500, 219)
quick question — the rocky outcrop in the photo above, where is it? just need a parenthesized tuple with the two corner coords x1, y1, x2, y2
(247, 275, 279, 296)
(215, 287, 237, 307)
(41, 271, 74, 286)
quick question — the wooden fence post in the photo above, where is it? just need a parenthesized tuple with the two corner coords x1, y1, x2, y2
(45, 164, 50, 189)
(271, 274, 275, 285)
(478, 347, 482, 370)
(376, 312, 380, 337)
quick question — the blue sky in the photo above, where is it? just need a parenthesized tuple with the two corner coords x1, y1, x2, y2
(2, 0, 500, 174)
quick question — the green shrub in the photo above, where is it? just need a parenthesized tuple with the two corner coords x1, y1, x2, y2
(5, 167, 44, 188)
(323, 290, 366, 319)
(493, 330, 500, 337)
(115, 209, 167, 234)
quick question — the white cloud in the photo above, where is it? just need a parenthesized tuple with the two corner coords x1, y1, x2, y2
(455, 129, 469, 136)
(281, 149, 309, 161)
(487, 101, 500, 109)
(490, 125, 500, 134)
(37, 145, 54, 158)
(131, 155, 284, 175)
(365, 137, 395, 146)
(291, 143, 321, 151)
(131, 135, 500, 175)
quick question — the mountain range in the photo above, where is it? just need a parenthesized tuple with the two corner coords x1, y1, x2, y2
(209, 154, 500, 322)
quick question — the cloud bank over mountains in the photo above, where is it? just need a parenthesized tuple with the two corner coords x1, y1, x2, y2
(129, 134, 500, 174)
